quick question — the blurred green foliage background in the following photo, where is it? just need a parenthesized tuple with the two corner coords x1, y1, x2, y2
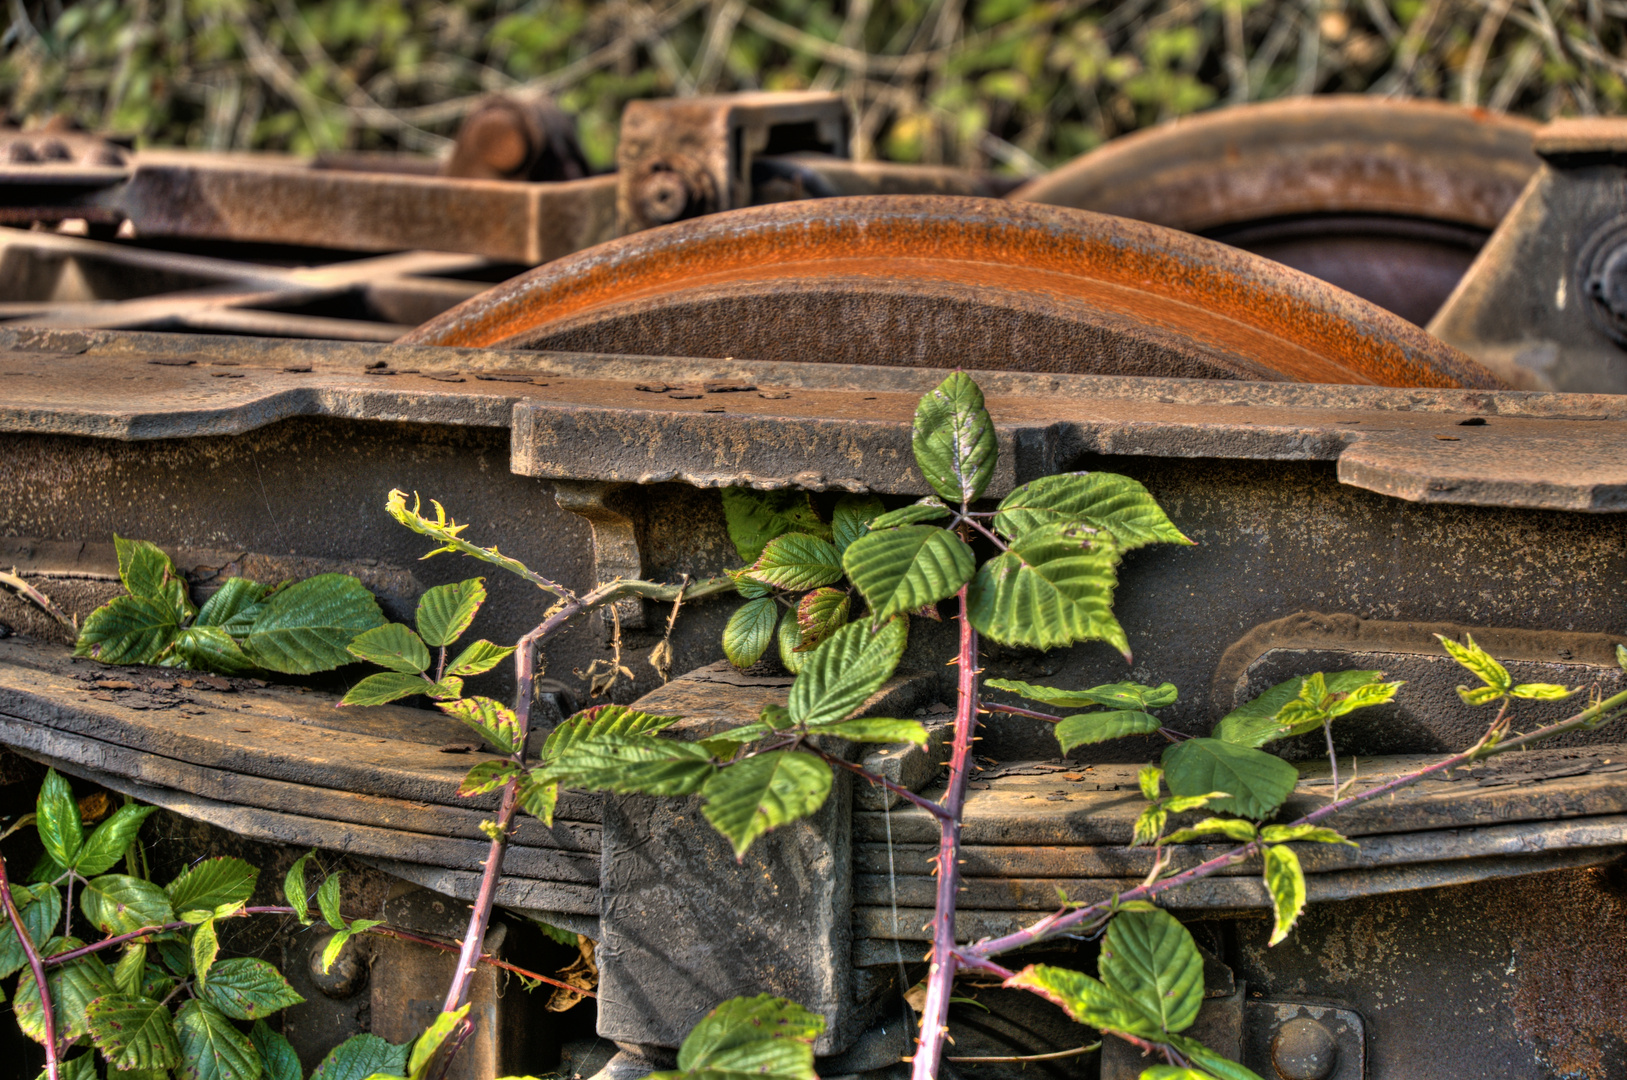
(2, 0, 1624, 175)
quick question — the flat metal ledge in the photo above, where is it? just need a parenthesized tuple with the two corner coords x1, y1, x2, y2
(3, 326, 1626, 510)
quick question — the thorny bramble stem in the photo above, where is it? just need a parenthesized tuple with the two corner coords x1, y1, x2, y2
(959, 686, 1627, 968)
(0, 852, 57, 1080)
(955, 514, 1010, 552)
(910, 583, 980, 1080)
(804, 745, 955, 821)
(985, 702, 1062, 723)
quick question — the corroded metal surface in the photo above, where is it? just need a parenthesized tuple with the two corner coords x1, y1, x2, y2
(401, 196, 1501, 389)
(442, 95, 590, 183)
(1013, 97, 1539, 325)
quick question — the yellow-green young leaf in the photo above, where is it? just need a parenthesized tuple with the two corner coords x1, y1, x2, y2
(701, 751, 833, 859)
(1002, 964, 1161, 1040)
(446, 639, 515, 677)
(912, 371, 998, 504)
(1457, 684, 1504, 706)
(340, 672, 431, 708)
(86, 993, 182, 1072)
(1511, 682, 1578, 701)
(842, 525, 974, 623)
(1162, 817, 1257, 845)
(36, 768, 82, 870)
(1164, 1036, 1270, 1080)
(439, 696, 521, 754)
(175, 999, 260, 1080)
(541, 735, 717, 797)
(966, 523, 1129, 658)
(0, 885, 60, 981)
(723, 597, 780, 668)
(427, 676, 463, 700)
(746, 534, 845, 592)
(517, 775, 559, 824)
(987, 678, 1178, 710)
(81, 874, 173, 935)
(1161, 738, 1299, 820)
(670, 993, 824, 1079)
(777, 608, 807, 675)
(1140, 1069, 1213, 1080)
(408, 1004, 471, 1079)
(115, 535, 196, 621)
(787, 617, 908, 727)
(832, 493, 886, 554)
(15, 943, 115, 1045)
(868, 498, 952, 530)
(459, 760, 521, 797)
(794, 587, 850, 652)
(1164, 793, 1225, 814)
(347, 623, 431, 674)
(1619, 643, 1627, 672)
(993, 472, 1192, 549)
(1325, 680, 1404, 717)
(1213, 671, 1383, 748)
(806, 718, 929, 745)
(193, 916, 220, 981)
(168, 857, 257, 914)
(721, 488, 831, 563)
(74, 594, 181, 666)
(1100, 908, 1205, 1035)
(1132, 804, 1167, 848)
(114, 941, 146, 996)
(1436, 633, 1511, 693)
(728, 567, 772, 599)
(243, 574, 388, 675)
(1263, 844, 1307, 946)
(311, 1032, 410, 1080)
(282, 851, 316, 924)
(1259, 825, 1356, 846)
(320, 928, 355, 976)
(1138, 766, 1163, 802)
(1056, 710, 1162, 752)
(416, 578, 486, 648)
(541, 704, 682, 762)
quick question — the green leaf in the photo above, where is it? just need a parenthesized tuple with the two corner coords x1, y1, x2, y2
(1213, 671, 1385, 747)
(993, 472, 1192, 548)
(282, 852, 315, 924)
(340, 672, 432, 707)
(729, 567, 773, 599)
(76, 804, 157, 877)
(1056, 710, 1162, 752)
(1263, 844, 1307, 946)
(1132, 804, 1166, 847)
(1139, 1068, 1215, 1080)
(808, 717, 929, 745)
(75, 594, 181, 665)
(86, 993, 182, 1072)
(1619, 643, 1627, 672)
(967, 523, 1129, 657)
(1259, 825, 1355, 846)
(746, 533, 845, 592)
(458, 760, 521, 796)
(114, 942, 146, 996)
(541, 704, 681, 762)
(201, 958, 306, 1020)
(1002, 963, 1160, 1039)
(794, 587, 851, 652)
(416, 579, 486, 648)
(252, 1020, 304, 1080)
(1162, 817, 1258, 845)
(116, 535, 196, 621)
(81, 874, 174, 935)
(787, 616, 908, 727)
(1436, 633, 1511, 694)
(37, 767, 83, 870)
(542, 736, 717, 797)
(912, 371, 998, 504)
(701, 751, 833, 859)
(193, 917, 220, 980)
(311, 1032, 410, 1080)
(317, 874, 344, 930)
(438, 696, 521, 754)
(320, 929, 357, 975)
(1161, 739, 1298, 820)
(672, 993, 824, 1076)
(721, 488, 830, 563)
(1511, 682, 1577, 701)
(243, 574, 387, 675)
(157, 938, 193, 977)
(176, 998, 263, 1080)
(1324, 680, 1404, 718)
(832, 494, 886, 553)
(533, 919, 579, 946)
(346, 623, 431, 674)
(446, 639, 515, 677)
(987, 678, 1177, 710)
(777, 607, 807, 675)
(723, 597, 780, 668)
(843, 525, 975, 622)
(517, 775, 559, 823)
(35, 1054, 97, 1080)
(407, 1004, 470, 1079)
(868, 498, 951, 530)
(1165, 1036, 1269, 1080)
(173, 625, 258, 674)
(1458, 684, 1504, 706)
(0, 885, 61, 980)
(1100, 908, 1204, 1034)
(1139, 765, 1163, 802)
(16, 942, 115, 1045)
(195, 578, 271, 630)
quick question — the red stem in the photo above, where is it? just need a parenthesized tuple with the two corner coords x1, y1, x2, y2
(0, 853, 57, 1080)
(984, 702, 1062, 723)
(910, 584, 979, 1080)
(803, 745, 955, 821)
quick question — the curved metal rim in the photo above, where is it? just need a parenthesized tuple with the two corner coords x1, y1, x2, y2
(401, 195, 1501, 389)
(1011, 96, 1540, 233)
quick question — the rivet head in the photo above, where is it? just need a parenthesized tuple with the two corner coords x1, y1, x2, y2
(1271, 1016, 1339, 1080)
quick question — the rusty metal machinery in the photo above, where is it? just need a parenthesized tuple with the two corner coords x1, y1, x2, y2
(3, 102, 1627, 1079)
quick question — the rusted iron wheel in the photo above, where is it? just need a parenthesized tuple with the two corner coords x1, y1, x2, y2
(1011, 97, 1540, 326)
(402, 195, 1498, 388)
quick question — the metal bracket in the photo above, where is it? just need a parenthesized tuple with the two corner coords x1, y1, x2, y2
(551, 479, 646, 631)
(615, 92, 848, 234)
(1241, 1000, 1366, 1080)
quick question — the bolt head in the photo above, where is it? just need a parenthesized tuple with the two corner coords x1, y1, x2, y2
(636, 167, 694, 225)
(308, 930, 368, 998)
(1271, 1016, 1339, 1080)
